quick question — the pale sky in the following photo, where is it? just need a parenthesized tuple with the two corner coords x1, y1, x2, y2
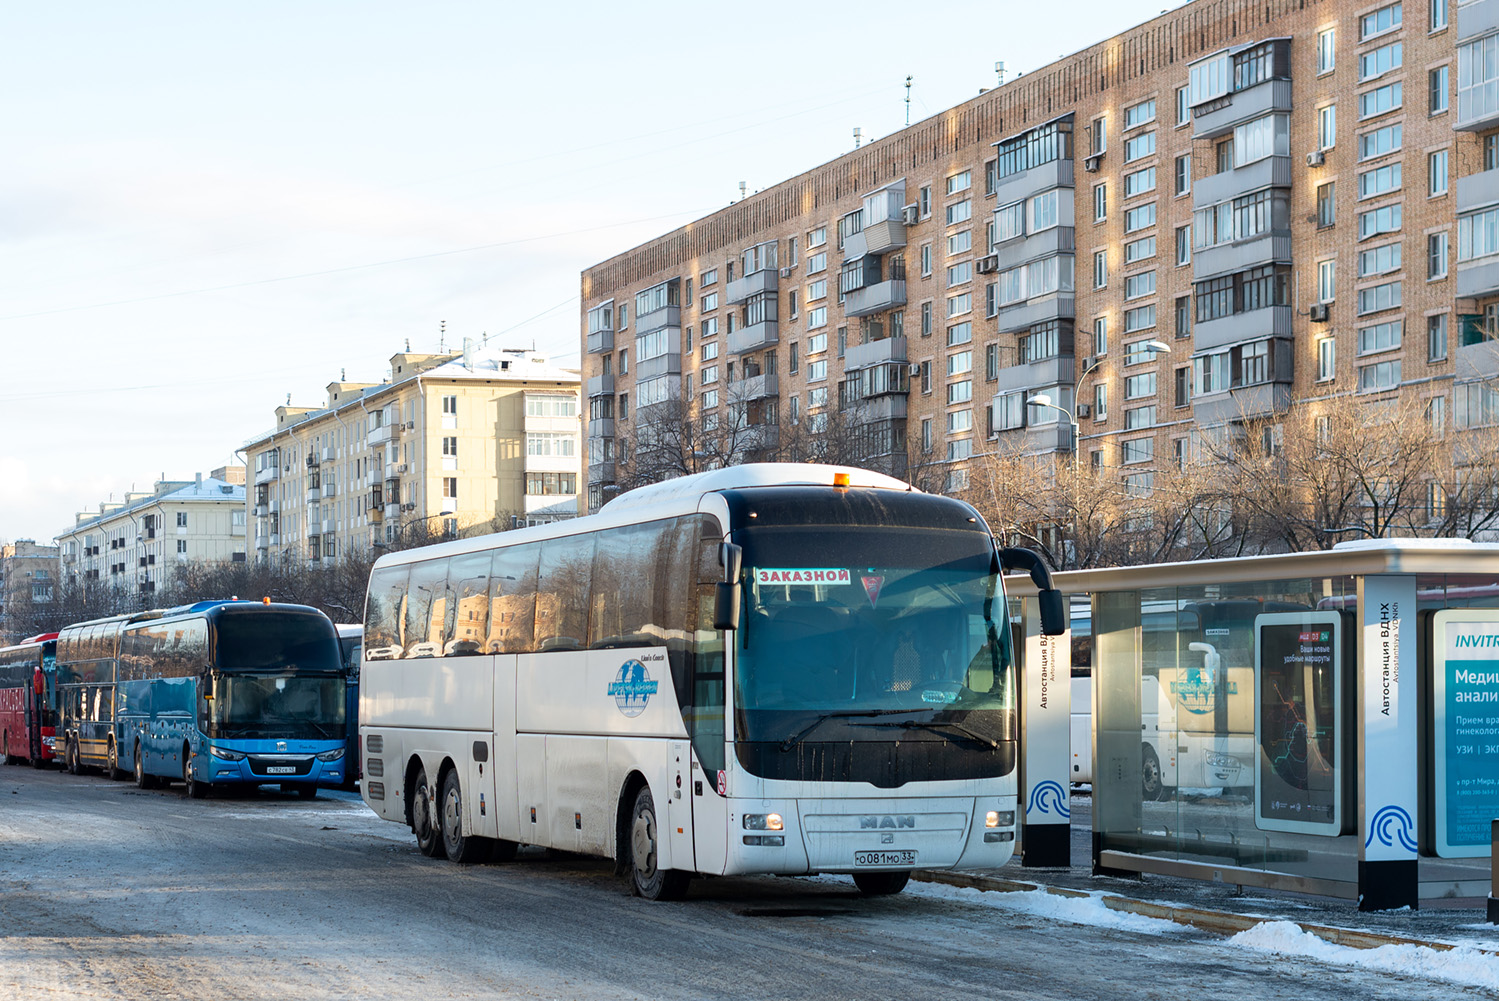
(0, 0, 1179, 543)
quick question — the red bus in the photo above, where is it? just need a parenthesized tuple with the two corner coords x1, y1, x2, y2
(0, 633, 59, 766)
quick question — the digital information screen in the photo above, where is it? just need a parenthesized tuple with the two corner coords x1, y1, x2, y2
(1254, 611, 1344, 836)
(1432, 609, 1499, 858)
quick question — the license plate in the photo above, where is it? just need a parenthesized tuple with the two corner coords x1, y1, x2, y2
(854, 850, 916, 867)
(265, 766, 297, 775)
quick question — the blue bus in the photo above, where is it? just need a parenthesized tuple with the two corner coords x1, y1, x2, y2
(57, 601, 348, 797)
(336, 623, 362, 788)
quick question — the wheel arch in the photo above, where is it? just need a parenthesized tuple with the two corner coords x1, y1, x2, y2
(613, 769, 650, 876)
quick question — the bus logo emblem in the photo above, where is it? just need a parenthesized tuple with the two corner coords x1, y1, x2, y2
(608, 660, 658, 718)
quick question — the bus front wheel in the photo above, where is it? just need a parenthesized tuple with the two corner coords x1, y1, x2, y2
(184, 749, 207, 799)
(628, 786, 689, 901)
(439, 770, 492, 863)
(411, 767, 446, 859)
(107, 740, 125, 781)
(134, 742, 156, 789)
(66, 740, 81, 775)
(853, 871, 911, 896)
(0, 733, 10, 766)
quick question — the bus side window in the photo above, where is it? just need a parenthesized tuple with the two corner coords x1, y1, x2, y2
(445, 552, 490, 656)
(365, 564, 411, 660)
(488, 543, 540, 654)
(404, 558, 450, 659)
(588, 521, 662, 649)
(536, 534, 594, 652)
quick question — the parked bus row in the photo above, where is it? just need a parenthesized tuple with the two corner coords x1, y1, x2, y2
(1, 600, 362, 798)
(356, 463, 1064, 899)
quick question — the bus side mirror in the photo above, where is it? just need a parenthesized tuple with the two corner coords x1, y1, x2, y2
(714, 582, 741, 631)
(1038, 589, 1066, 637)
(719, 542, 742, 582)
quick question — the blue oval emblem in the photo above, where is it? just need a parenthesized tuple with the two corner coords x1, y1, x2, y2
(607, 659, 659, 718)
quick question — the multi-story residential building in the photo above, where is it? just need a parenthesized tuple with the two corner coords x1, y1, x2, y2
(0, 540, 59, 643)
(241, 342, 581, 563)
(57, 469, 247, 598)
(583, 0, 1479, 512)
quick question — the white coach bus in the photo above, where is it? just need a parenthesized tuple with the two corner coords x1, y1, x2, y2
(359, 463, 1063, 899)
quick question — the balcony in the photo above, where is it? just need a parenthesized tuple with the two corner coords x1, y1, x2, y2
(1195, 305, 1294, 353)
(997, 421, 1073, 455)
(1457, 337, 1499, 382)
(368, 422, 402, 447)
(252, 504, 267, 518)
(1192, 155, 1293, 207)
(993, 158, 1074, 206)
(1192, 382, 1292, 423)
(844, 395, 908, 421)
(637, 304, 681, 335)
(728, 321, 778, 355)
(254, 464, 280, 486)
(1459, 0, 1499, 42)
(726, 270, 777, 305)
(231, 522, 246, 538)
(730, 373, 779, 403)
(587, 373, 616, 398)
(269, 499, 281, 514)
(322, 481, 337, 498)
(844, 280, 908, 318)
(589, 460, 616, 482)
(322, 518, 337, 535)
(1458, 169, 1499, 215)
(587, 327, 615, 354)
(993, 356, 1076, 395)
(738, 424, 780, 452)
(269, 534, 281, 546)
(636, 352, 682, 381)
(384, 502, 403, 521)
(845, 336, 908, 371)
(589, 418, 615, 438)
(1457, 257, 1499, 299)
(254, 535, 269, 550)
(1192, 78, 1293, 139)
(993, 292, 1076, 331)
(305, 486, 321, 503)
(862, 218, 907, 257)
(1193, 233, 1292, 281)
(322, 447, 336, 462)
(368, 506, 384, 524)
(996, 227, 1075, 269)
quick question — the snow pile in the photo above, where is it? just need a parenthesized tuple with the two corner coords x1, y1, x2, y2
(911, 882, 1183, 935)
(1229, 921, 1499, 992)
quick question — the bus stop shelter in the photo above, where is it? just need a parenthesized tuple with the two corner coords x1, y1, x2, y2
(1012, 539, 1499, 911)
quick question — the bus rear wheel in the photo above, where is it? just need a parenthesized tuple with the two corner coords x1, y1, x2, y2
(107, 740, 125, 781)
(439, 770, 492, 863)
(66, 740, 81, 775)
(411, 766, 446, 859)
(853, 871, 911, 896)
(628, 786, 689, 901)
(0, 733, 10, 766)
(134, 742, 156, 789)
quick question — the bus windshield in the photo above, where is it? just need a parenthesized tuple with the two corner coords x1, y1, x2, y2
(215, 612, 342, 673)
(208, 674, 346, 739)
(734, 525, 1014, 761)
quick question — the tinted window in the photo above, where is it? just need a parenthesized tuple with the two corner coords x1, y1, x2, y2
(214, 611, 341, 673)
(488, 543, 541, 653)
(403, 559, 450, 658)
(536, 534, 595, 651)
(444, 552, 491, 656)
(365, 564, 410, 659)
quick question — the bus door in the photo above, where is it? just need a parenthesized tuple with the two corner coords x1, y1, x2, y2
(665, 739, 695, 869)
(689, 743, 729, 874)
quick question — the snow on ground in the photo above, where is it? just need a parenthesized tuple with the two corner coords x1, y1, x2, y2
(905, 881, 1186, 935)
(1228, 921, 1499, 993)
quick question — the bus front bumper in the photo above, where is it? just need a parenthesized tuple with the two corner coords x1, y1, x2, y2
(205, 750, 346, 787)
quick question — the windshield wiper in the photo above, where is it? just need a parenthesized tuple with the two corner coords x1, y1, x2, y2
(853, 718, 999, 750)
(779, 708, 927, 752)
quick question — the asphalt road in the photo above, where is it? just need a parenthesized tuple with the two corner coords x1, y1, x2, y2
(0, 766, 1488, 1000)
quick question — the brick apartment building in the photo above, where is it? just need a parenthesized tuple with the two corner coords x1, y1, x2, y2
(581, 0, 1499, 512)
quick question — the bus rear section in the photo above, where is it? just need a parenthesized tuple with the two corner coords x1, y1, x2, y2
(0, 635, 58, 767)
(359, 464, 1061, 898)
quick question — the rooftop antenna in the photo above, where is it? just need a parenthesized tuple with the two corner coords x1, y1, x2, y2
(738, 180, 746, 202)
(405, 337, 411, 352)
(439, 319, 446, 352)
(905, 75, 913, 126)
(996, 61, 1006, 86)
(340, 367, 346, 381)
(853, 126, 862, 148)
(286, 393, 291, 405)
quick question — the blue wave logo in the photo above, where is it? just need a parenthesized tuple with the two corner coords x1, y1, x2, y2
(607, 659, 658, 718)
(1364, 804, 1417, 852)
(1025, 779, 1070, 819)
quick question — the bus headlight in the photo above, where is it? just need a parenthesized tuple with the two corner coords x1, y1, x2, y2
(209, 746, 246, 761)
(316, 748, 345, 762)
(985, 810, 1015, 828)
(743, 813, 783, 831)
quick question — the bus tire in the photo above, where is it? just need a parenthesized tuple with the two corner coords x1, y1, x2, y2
(1141, 745, 1164, 802)
(853, 871, 911, 896)
(67, 740, 81, 776)
(628, 786, 689, 901)
(411, 766, 446, 859)
(439, 769, 492, 863)
(184, 749, 207, 799)
(134, 741, 156, 789)
(0, 733, 10, 766)
(107, 739, 125, 781)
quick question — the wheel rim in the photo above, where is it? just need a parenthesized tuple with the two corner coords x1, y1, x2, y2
(109, 744, 117, 773)
(444, 787, 461, 844)
(135, 750, 142, 783)
(632, 810, 658, 878)
(414, 786, 434, 840)
(1143, 755, 1160, 795)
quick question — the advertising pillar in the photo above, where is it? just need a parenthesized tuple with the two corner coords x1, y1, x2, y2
(1021, 596, 1070, 867)
(1430, 609, 1499, 859)
(1357, 575, 1419, 911)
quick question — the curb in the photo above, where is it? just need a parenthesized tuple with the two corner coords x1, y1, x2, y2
(914, 870, 1499, 957)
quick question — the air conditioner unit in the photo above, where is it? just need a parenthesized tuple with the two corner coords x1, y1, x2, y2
(402, 503, 416, 512)
(902, 204, 920, 226)
(305, 454, 317, 467)
(779, 266, 794, 278)
(1077, 403, 1092, 418)
(1082, 356, 1096, 371)
(976, 254, 1000, 274)
(1084, 154, 1103, 173)
(1306, 150, 1326, 167)
(1309, 302, 1331, 322)
(405, 421, 415, 430)
(908, 362, 923, 375)
(397, 463, 409, 474)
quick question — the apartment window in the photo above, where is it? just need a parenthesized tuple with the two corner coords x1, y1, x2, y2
(986, 343, 999, 381)
(806, 359, 827, 383)
(947, 170, 971, 196)
(948, 230, 972, 255)
(1175, 295, 1192, 338)
(788, 342, 798, 374)
(1433, 0, 1448, 31)
(807, 279, 827, 302)
(1429, 313, 1449, 361)
(1093, 316, 1108, 356)
(177, 540, 188, 554)
(1358, 123, 1402, 160)
(1125, 235, 1157, 264)
(1124, 166, 1156, 198)
(1359, 241, 1402, 276)
(1124, 271, 1157, 301)
(1094, 250, 1108, 288)
(1176, 85, 1190, 125)
(1317, 182, 1336, 228)
(1174, 366, 1190, 407)
(788, 289, 798, 319)
(700, 268, 718, 286)
(1094, 182, 1107, 221)
(1318, 259, 1336, 302)
(947, 321, 973, 347)
(837, 326, 847, 356)
(920, 361, 931, 394)
(1124, 372, 1157, 399)
(442, 394, 457, 416)
(1361, 2, 1402, 41)
(1356, 81, 1402, 121)
(1430, 149, 1449, 196)
(1090, 115, 1107, 154)
(919, 186, 932, 218)
(1460, 206, 1499, 260)
(1318, 28, 1336, 74)
(807, 306, 828, 329)
(443, 477, 458, 500)
(947, 351, 972, 377)
(947, 262, 973, 287)
(921, 418, 932, 451)
(1429, 232, 1449, 279)
(176, 512, 188, 527)
(1174, 154, 1191, 195)
(443, 436, 458, 457)
(921, 301, 933, 337)
(1318, 105, 1336, 149)
(1121, 437, 1154, 465)
(1124, 305, 1157, 332)
(1358, 358, 1402, 391)
(1216, 138, 1235, 174)
(985, 158, 998, 196)
(1358, 319, 1403, 355)
(617, 304, 628, 330)
(920, 243, 933, 277)
(1125, 99, 1156, 130)
(1431, 66, 1450, 114)
(701, 291, 719, 312)
(1357, 280, 1402, 314)
(948, 380, 972, 405)
(946, 199, 972, 226)
(947, 292, 972, 317)
(1123, 203, 1156, 233)
(1175, 225, 1191, 266)
(1358, 203, 1402, 239)
(1094, 384, 1108, 421)
(1358, 162, 1402, 199)
(1123, 132, 1155, 163)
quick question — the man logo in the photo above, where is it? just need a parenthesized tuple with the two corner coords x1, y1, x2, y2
(859, 815, 915, 829)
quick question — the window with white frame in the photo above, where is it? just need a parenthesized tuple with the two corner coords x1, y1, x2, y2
(1358, 319, 1403, 355)
(1358, 162, 1402, 199)
(1125, 235, 1157, 264)
(1123, 131, 1156, 163)
(1359, 41, 1403, 82)
(1125, 99, 1156, 129)
(1358, 123, 1402, 160)
(1357, 203, 1402, 239)
(1124, 203, 1156, 233)
(1319, 104, 1337, 148)
(1359, 241, 1402, 275)
(947, 170, 971, 196)
(1430, 149, 1449, 196)
(1094, 182, 1107, 221)
(1356, 279, 1402, 314)
(1175, 154, 1191, 195)
(1360, 2, 1401, 41)
(1359, 81, 1403, 119)
(1125, 305, 1157, 332)
(1094, 249, 1108, 288)
(1358, 358, 1402, 391)
(946, 199, 972, 225)
(1318, 336, 1337, 381)
(1124, 166, 1156, 198)
(1318, 27, 1336, 73)
(1318, 259, 1336, 302)
(1124, 270, 1157, 300)
(1429, 231, 1449, 279)
(1429, 313, 1449, 361)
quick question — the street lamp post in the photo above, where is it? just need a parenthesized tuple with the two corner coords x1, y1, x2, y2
(1025, 339, 1173, 468)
